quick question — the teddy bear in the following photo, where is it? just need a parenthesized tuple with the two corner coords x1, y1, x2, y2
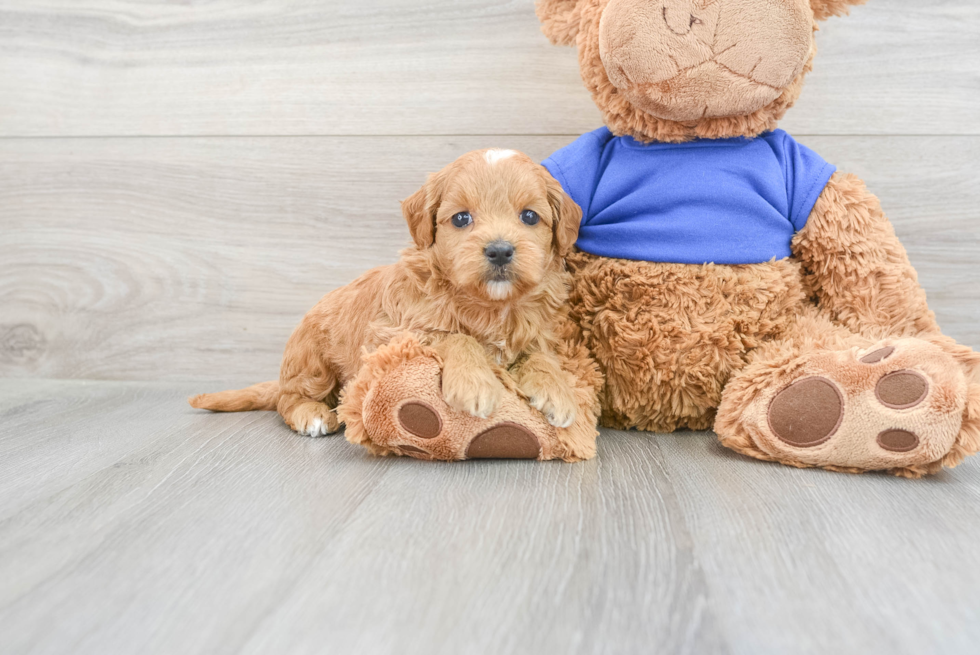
(341, 0, 980, 477)
(529, 0, 980, 477)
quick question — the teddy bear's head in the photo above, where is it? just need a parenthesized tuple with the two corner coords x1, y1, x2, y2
(537, 0, 866, 142)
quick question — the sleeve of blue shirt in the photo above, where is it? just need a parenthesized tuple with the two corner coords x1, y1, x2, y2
(541, 127, 614, 224)
(766, 130, 837, 232)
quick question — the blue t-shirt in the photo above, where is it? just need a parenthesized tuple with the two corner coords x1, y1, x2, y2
(542, 127, 836, 265)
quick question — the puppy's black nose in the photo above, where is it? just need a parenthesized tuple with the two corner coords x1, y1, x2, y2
(484, 240, 515, 266)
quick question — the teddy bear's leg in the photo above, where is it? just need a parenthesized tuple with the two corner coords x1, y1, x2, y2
(715, 310, 980, 477)
(336, 334, 601, 462)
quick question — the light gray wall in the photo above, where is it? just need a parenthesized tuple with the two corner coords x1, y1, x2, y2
(2, 0, 978, 381)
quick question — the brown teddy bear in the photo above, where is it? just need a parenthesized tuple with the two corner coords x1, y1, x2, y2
(343, 0, 980, 477)
(530, 0, 980, 476)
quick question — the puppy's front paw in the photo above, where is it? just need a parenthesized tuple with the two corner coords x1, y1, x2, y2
(520, 377, 577, 428)
(442, 368, 504, 419)
(288, 401, 340, 437)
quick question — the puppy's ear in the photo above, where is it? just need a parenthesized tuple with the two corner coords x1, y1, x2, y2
(536, 0, 584, 46)
(546, 175, 582, 257)
(810, 0, 867, 21)
(401, 170, 448, 249)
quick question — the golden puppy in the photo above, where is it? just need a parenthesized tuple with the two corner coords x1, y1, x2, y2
(190, 149, 583, 440)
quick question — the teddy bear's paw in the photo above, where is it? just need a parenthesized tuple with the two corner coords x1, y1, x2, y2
(741, 338, 969, 472)
(352, 354, 580, 462)
(392, 399, 541, 460)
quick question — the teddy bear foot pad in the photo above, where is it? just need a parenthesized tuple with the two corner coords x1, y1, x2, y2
(396, 400, 541, 459)
(746, 339, 967, 471)
(347, 349, 598, 461)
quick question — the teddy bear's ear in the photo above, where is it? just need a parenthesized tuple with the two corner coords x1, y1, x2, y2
(810, 0, 868, 21)
(536, 0, 585, 46)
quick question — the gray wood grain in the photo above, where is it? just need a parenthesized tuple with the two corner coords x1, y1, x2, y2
(2, 135, 978, 381)
(658, 431, 980, 655)
(0, 0, 976, 137)
(2, 379, 979, 655)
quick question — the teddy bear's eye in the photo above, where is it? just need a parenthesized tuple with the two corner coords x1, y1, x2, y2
(520, 209, 540, 226)
(451, 212, 472, 228)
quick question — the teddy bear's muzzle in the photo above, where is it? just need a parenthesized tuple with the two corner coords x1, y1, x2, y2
(598, 0, 813, 121)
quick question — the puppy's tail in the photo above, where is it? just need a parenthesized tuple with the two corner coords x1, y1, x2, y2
(188, 380, 279, 412)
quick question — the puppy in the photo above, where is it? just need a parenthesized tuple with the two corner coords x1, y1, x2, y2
(190, 149, 584, 439)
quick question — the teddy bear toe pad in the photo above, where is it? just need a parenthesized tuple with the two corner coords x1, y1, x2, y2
(397, 401, 442, 439)
(876, 429, 920, 453)
(875, 370, 929, 409)
(755, 339, 967, 471)
(859, 346, 895, 364)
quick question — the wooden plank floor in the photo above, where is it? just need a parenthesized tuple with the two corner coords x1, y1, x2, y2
(2, 379, 980, 655)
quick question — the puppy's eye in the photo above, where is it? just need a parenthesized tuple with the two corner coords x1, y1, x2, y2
(520, 209, 540, 226)
(451, 212, 472, 228)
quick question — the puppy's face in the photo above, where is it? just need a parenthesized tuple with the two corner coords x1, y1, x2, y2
(402, 149, 581, 302)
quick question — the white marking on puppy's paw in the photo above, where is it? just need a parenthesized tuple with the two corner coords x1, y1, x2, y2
(305, 418, 326, 437)
(531, 396, 575, 428)
(472, 395, 496, 419)
(551, 413, 575, 429)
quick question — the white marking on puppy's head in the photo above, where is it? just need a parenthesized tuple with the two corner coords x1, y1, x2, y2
(484, 149, 517, 165)
(485, 280, 514, 301)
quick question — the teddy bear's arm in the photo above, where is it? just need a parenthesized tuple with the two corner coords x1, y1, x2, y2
(791, 172, 940, 338)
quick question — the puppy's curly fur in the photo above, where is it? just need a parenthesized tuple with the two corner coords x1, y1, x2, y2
(190, 149, 583, 438)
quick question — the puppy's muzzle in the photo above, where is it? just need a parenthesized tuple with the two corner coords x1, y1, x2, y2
(484, 239, 515, 268)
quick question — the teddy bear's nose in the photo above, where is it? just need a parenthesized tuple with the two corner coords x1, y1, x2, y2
(661, 0, 703, 35)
